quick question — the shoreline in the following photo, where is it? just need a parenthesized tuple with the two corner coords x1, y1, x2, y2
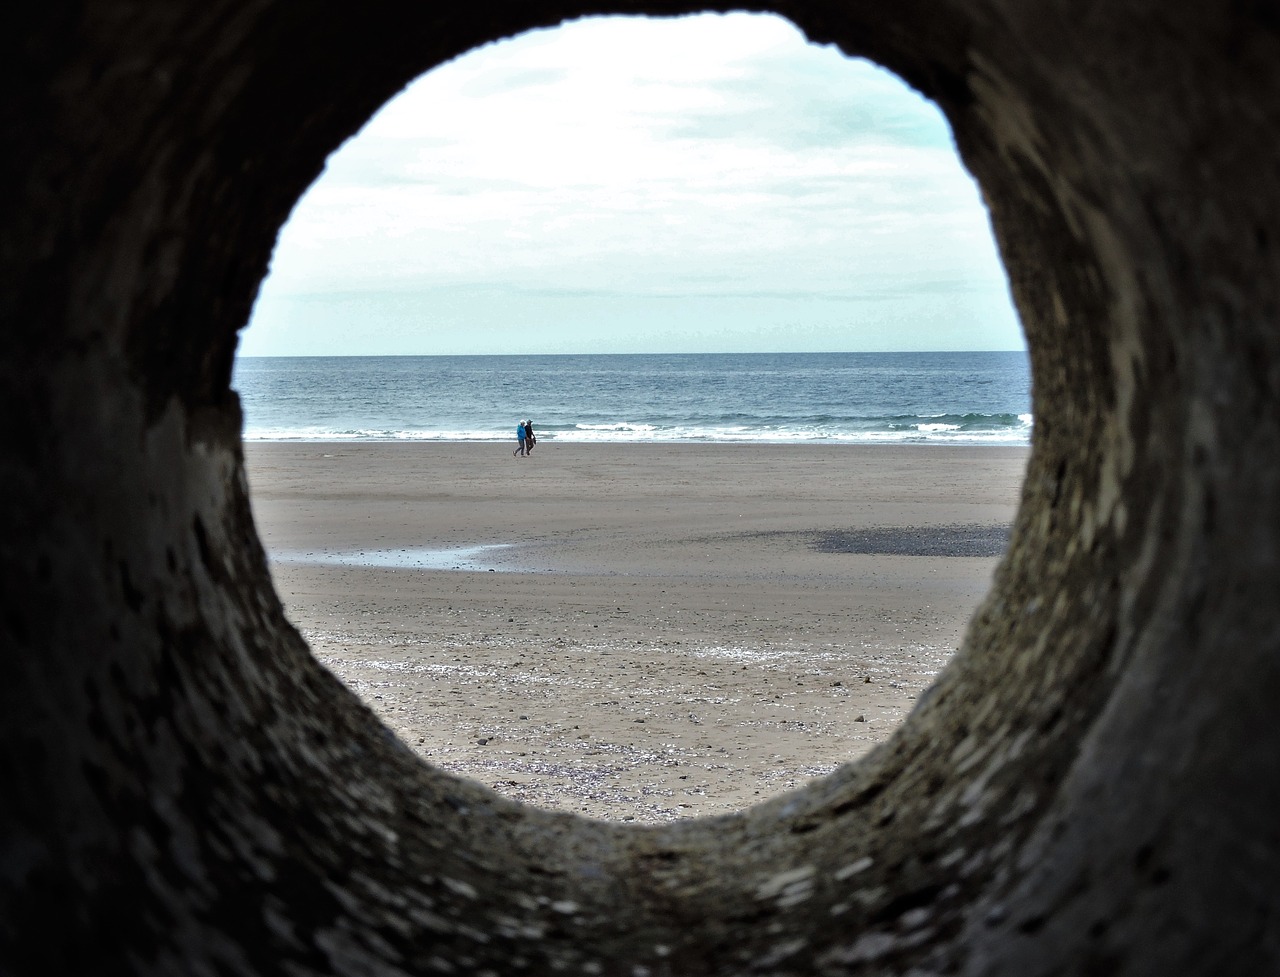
(246, 441, 1029, 821)
(242, 437, 1033, 448)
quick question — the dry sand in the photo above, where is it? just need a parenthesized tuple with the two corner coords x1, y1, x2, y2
(245, 442, 1028, 823)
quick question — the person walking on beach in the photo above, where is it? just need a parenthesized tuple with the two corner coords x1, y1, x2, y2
(514, 420, 527, 457)
(524, 419, 536, 455)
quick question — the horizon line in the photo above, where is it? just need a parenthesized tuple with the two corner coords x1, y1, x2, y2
(235, 348, 1029, 359)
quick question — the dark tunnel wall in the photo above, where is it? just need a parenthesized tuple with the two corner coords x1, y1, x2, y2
(2, 2, 1279, 974)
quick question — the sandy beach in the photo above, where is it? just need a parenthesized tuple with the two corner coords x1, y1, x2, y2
(245, 442, 1028, 823)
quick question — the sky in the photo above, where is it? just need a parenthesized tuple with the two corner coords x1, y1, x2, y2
(240, 13, 1023, 357)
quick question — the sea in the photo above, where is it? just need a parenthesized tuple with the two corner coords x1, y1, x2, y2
(232, 351, 1032, 446)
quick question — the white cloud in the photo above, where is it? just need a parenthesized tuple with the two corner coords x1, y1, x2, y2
(244, 12, 1021, 355)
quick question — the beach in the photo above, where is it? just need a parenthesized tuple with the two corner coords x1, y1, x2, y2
(245, 442, 1028, 822)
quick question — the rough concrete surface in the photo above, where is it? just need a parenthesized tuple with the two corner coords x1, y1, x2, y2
(2, 2, 1279, 975)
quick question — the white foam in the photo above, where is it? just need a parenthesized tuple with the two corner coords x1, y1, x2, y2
(243, 417, 1034, 446)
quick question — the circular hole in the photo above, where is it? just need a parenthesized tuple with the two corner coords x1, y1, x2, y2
(234, 13, 1029, 822)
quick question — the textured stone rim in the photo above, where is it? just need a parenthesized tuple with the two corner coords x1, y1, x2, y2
(2, 3, 1278, 974)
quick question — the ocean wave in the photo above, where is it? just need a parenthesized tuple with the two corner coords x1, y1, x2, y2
(573, 421, 659, 434)
(243, 427, 491, 442)
(244, 415, 1033, 446)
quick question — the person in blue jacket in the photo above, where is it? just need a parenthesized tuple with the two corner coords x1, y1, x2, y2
(514, 421, 527, 457)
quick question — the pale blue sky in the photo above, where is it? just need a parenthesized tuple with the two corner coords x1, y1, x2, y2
(240, 13, 1023, 356)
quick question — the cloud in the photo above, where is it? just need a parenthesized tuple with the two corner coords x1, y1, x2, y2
(459, 66, 570, 98)
(244, 12, 1021, 356)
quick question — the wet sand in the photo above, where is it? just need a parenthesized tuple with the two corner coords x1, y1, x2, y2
(245, 442, 1028, 822)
